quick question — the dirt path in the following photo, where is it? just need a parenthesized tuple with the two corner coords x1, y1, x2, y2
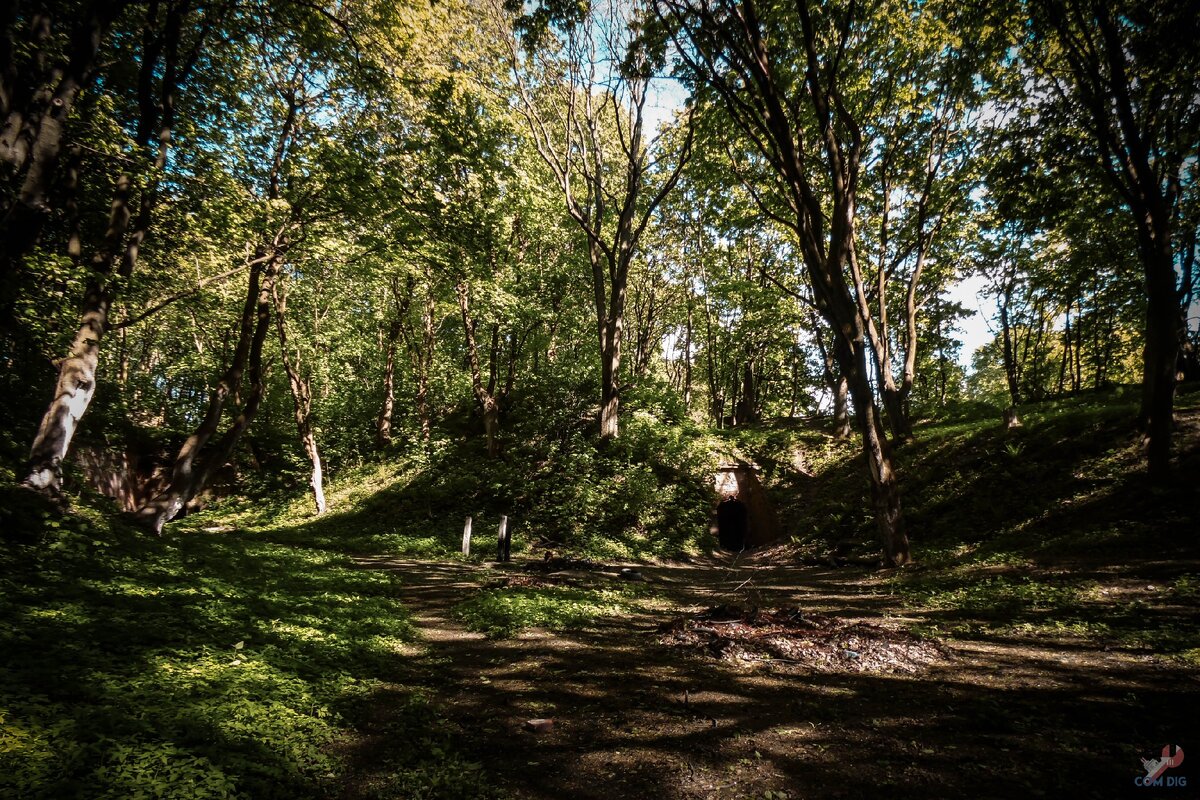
(344, 557, 1199, 799)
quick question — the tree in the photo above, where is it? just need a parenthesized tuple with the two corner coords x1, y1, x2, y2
(133, 5, 363, 530)
(0, 0, 134, 292)
(273, 270, 327, 515)
(659, 0, 912, 565)
(505, 0, 693, 440)
(855, 10, 984, 443)
(21, 0, 220, 492)
(1027, 0, 1200, 479)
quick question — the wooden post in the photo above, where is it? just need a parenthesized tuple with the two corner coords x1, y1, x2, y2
(462, 516, 472, 557)
(497, 515, 510, 562)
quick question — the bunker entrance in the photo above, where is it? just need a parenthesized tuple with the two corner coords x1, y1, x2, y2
(717, 498, 749, 552)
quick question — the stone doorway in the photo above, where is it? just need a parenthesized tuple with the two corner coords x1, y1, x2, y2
(716, 498, 749, 551)
(711, 462, 781, 552)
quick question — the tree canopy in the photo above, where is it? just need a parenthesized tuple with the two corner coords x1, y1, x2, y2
(1, 0, 1196, 554)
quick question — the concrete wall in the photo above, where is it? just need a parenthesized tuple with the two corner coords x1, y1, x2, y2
(711, 463, 781, 550)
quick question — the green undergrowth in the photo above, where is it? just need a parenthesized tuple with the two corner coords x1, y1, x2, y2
(0, 485, 491, 800)
(452, 583, 653, 639)
(732, 388, 1200, 658)
(897, 570, 1200, 658)
(5, 385, 1196, 797)
(199, 403, 720, 563)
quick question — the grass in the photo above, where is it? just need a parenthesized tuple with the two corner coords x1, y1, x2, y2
(2, 386, 1197, 797)
(0, 485, 492, 800)
(0, 394, 716, 798)
(452, 583, 654, 639)
(181, 406, 721, 565)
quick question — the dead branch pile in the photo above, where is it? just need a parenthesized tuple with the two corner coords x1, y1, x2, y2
(659, 605, 950, 674)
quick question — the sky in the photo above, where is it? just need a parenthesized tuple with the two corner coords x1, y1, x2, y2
(945, 275, 995, 368)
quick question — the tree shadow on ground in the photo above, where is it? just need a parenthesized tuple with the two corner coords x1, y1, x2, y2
(341, 558, 1200, 800)
(0, 501, 421, 798)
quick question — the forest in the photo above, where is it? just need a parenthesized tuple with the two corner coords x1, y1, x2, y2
(0, 0, 1197, 797)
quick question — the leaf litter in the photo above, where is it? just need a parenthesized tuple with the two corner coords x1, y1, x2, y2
(659, 604, 951, 674)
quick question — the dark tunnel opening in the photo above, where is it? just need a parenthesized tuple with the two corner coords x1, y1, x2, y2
(717, 498, 749, 552)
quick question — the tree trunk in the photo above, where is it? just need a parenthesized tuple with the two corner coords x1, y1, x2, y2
(1140, 240, 1181, 480)
(842, 337, 909, 567)
(881, 386, 911, 442)
(274, 280, 326, 515)
(832, 374, 851, 440)
(301, 427, 326, 515)
(416, 284, 434, 443)
(591, 230, 627, 441)
(889, 244, 927, 444)
(815, 322, 851, 440)
(682, 292, 693, 407)
(0, 11, 54, 163)
(457, 280, 502, 457)
(599, 315, 621, 440)
(735, 340, 759, 425)
(135, 53, 302, 529)
(1065, 304, 1075, 395)
(595, 238, 627, 442)
(999, 281, 1022, 426)
(1, 1, 128, 276)
(21, 1, 196, 491)
(788, 347, 800, 418)
(376, 318, 399, 449)
(23, 173, 133, 490)
(660, 0, 907, 565)
(394, 274, 434, 445)
(22, 280, 110, 490)
(482, 396, 500, 458)
(134, 250, 280, 533)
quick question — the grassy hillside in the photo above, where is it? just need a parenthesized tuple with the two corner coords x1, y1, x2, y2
(735, 387, 1200, 662)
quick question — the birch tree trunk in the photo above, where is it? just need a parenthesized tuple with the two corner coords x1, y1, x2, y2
(273, 280, 326, 515)
(22, 0, 199, 491)
(22, 177, 130, 490)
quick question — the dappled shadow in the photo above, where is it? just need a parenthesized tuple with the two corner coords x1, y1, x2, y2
(0, 517, 420, 797)
(343, 557, 1200, 800)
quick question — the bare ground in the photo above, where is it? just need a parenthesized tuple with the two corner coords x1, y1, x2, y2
(339, 557, 1199, 799)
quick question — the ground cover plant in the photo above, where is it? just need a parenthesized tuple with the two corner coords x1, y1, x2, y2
(2, 388, 1198, 798)
(0, 480, 491, 800)
(453, 582, 653, 639)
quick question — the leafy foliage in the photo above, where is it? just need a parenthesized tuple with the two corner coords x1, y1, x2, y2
(454, 584, 650, 639)
(0, 487, 491, 799)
